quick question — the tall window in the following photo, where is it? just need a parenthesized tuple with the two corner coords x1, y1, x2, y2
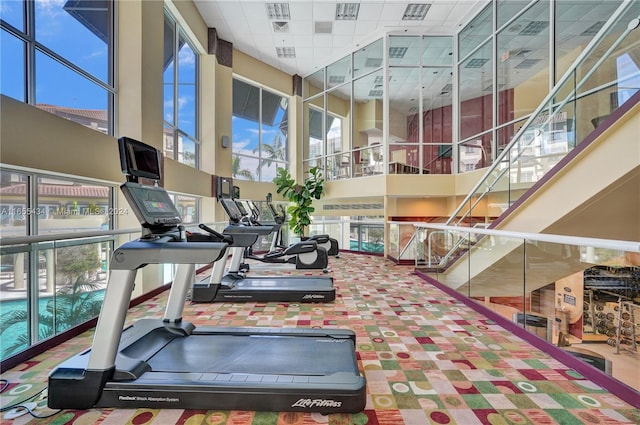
(163, 11, 199, 168)
(0, 0, 115, 134)
(232, 78, 289, 182)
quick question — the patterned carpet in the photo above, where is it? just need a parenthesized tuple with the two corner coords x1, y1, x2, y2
(1, 252, 639, 424)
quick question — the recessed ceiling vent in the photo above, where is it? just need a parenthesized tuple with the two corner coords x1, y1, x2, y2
(272, 21, 289, 33)
(265, 3, 290, 20)
(403, 3, 431, 20)
(276, 47, 296, 58)
(519, 20, 549, 35)
(336, 3, 360, 20)
(581, 21, 606, 36)
(315, 21, 333, 34)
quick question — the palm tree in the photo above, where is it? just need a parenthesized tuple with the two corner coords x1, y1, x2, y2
(0, 245, 104, 357)
(232, 155, 255, 180)
(254, 132, 286, 174)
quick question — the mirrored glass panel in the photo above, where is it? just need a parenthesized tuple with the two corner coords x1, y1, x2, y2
(389, 67, 419, 144)
(422, 67, 453, 175)
(497, 0, 533, 30)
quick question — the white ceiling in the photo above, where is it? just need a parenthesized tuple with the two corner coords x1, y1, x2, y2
(193, 0, 490, 77)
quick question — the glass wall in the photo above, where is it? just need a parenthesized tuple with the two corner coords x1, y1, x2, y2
(163, 10, 200, 168)
(232, 78, 289, 182)
(0, 0, 115, 134)
(303, 35, 454, 177)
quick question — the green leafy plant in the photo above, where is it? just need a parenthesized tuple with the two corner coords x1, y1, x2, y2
(273, 166, 324, 236)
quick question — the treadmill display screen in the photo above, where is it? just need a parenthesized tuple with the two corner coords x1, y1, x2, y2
(220, 198, 243, 222)
(121, 183, 182, 226)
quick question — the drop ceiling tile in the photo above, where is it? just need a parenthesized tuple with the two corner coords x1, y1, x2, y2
(357, 2, 384, 21)
(312, 1, 338, 21)
(333, 20, 357, 35)
(293, 34, 315, 47)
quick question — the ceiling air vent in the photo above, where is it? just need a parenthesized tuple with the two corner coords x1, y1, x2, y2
(272, 21, 289, 33)
(389, 47, 408, 59)
(265, 3, 290, 20)
(276, 47, 296, 58)
(518, 20, 549, 35)
(335, 3, 360, 20)
(365, 58, 382, 68)
(464, 58, 489, 68)
(315, 21, 333, 34)
(515, 59, 541, 69)
(581, 21, 606, 36)
(403, 3, 431, 20)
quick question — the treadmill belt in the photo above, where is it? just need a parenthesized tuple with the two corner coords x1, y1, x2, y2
(148, 334, 356, 375)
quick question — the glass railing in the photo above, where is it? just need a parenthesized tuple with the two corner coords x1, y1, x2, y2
(448, 1, 640, 227)
(0, 229, 142, 362)
(414, 222, 639, 376)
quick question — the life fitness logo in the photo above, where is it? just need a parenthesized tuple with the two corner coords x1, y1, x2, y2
(292, 398, 343, 408)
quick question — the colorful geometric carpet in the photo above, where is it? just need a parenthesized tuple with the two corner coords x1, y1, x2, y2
(1, 253, 639, 424)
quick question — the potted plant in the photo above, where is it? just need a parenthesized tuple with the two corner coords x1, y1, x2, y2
(273, 166, 324, 237)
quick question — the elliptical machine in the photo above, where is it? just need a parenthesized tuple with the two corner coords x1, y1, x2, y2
(265, 193, 340, 258)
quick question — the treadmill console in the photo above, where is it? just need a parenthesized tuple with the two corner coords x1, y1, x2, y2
(121, 182, 182, 227)
(220, 198, 243, 223)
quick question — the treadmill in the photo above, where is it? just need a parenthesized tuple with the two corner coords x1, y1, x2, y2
(48, 137, 366, 413)
(191, 197, 336, 303)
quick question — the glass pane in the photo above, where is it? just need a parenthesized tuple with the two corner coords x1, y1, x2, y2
(304, 68, 324, 99)
(326, 113, 343, 156)
(35, 0, 111, 83)
(260, 90, 288, 181)
(0, 0, 24, 30)
(459, 4, 493, 60)
(48, 242, 106, 336)
(0, 251, 30, 358)
(177, 34, 197, 138)
(497, 0, 532, 30)
(389, 67, 419, 143)
(37, 177, 111, 233)
(0, 171, 28, 237)
(497, 0, 549, 124)
(232, 154, 257, 181)
(327, 55, 351, 89)
(388, 35, 420, 67)
(232, 79, 260, 180)
(304, 99, 324, 160)
(163, 126, 175, 158)
(555, 0, 623, 81)
(353, 38, 383, 79)
(177, 133, 196, 168)
(174, 194, 198, 224)
(260, 159, 286, 183)
(1, 30, 25, 102)
(353, 70, 383, 151)
(163, 15, 175, 126)
(459, 40, 493, 140)
(459, 134, 491, 172)
(35, 50, 109, 134)
(422, 36, 453, 66)
(423, 67, 453, 175)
